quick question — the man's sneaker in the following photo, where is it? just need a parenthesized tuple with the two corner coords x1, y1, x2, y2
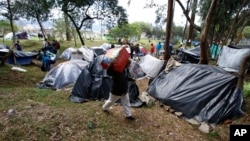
(126, 116, 135, 121)
(103, 109, 110, 114)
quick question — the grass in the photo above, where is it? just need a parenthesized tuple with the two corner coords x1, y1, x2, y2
(0, 38, 250, 140)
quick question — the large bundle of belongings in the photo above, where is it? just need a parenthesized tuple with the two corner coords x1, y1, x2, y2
(101, 46, 130, 72)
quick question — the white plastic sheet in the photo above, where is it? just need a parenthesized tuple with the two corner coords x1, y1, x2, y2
(217, 46, 250, 72)
(138, 54, 165, 78)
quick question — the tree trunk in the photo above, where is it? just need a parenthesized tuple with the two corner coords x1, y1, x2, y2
(65, 12, 85, 46)
(182, 0, 190, 44)
(199, 0, 218, 64)
(64, 12, 71, 41)
(175, 0, 201, 32)
(36, 14, 47, 39)
(237, 54, 250, 90)
(164, 0, 174, 61)
(187, 0, 197, 47)
(1, 0, 15, 66)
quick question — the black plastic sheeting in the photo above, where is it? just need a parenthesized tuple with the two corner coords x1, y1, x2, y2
(69, 55, 143, 107)
(147, 64, 244, 124)
(177, 46, 200, 63)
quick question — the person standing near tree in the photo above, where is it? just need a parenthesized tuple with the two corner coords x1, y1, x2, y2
(102, 59, 136, 121)
(15, 40, 22, 51)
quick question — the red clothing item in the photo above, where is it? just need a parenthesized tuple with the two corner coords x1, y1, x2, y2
(150, 45, 155, 53)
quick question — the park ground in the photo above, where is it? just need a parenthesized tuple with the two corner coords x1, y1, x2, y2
(0, 38, 250, 141)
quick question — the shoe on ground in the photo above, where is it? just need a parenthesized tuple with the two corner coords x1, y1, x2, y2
(126, 116, 135, 121)
(103, 109, 110, 114)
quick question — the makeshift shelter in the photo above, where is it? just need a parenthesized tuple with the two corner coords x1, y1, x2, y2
(69, 55, 143, 107)
(7, 51, 38, 65)
(139, 54, 165, 78)
(177, 46, 200, 63)
(147, 64, 244, 124)
(40, 60, 89, 90)
(0, 44, 9, 60)
(217, 45, 250, 72)
(60, 46, 95, 62)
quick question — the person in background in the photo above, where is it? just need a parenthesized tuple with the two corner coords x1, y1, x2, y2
(43, 38, 49, 49)
(111, 44, 115, 48)
(134, 43, 140, 58)
(150, 43, 155, 56)
(156, 42, 162, 57)
(102, 59, 136, 121)
(129, 43, 135, 59)
(52, 39, 61, 56)
(15, 40, 22, 51)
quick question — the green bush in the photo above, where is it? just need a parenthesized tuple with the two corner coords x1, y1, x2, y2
(243, 82, 250, 97)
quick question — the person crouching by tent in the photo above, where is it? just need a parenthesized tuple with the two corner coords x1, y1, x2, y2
(102, 58, 136, 121)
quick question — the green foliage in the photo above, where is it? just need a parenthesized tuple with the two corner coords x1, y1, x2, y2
(242, 26, 250, 39)
(14, 0, 55, 22)
(243, 82, 250, 97)
(0, 20, 18, 39)
(108, 23, 141, 42)
(60, 0, 128, 45)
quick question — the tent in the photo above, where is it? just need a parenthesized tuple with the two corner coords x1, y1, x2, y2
(147, 64, 244, 124)
(69, 55, 143, 107)
(0, 44, 9, 60)
(60, 46, 95, 62)
(217, 45, 250, 72)
(177, 44, 250, 72)
(177, 46, 200, 63)
(7, 51, 38, 65)
(40, 60, 89, 90)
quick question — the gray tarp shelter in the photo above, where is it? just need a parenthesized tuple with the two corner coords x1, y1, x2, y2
(68, 55, 143, 107)
(217, 45, 250, 72)
(7, 51, 38, 65)
(40, 60, 89, 90)
(147, 64, 244, 124)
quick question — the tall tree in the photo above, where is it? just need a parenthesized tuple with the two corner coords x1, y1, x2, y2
(164, 0, 174, 61)
(64, 12, 71, 41)
(186, 0, 198, 47)
(199, 0, 218, 64)
(0, 20, 17, 43)
(0, 0, 15, 65)
(14, 0, 55, 39)
(59, 0, 128, 45)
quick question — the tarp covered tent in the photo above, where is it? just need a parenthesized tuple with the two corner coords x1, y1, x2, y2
(60, 46, 95, 62)
(147, 64, 244, 124)
(177, 46, 200, 63)
(40, 60, 89, 90)
(0, 44, 9, 60)
(69, 55, 143, 107)
(7, 51, 38, 65)
(139, 54, 165, 78)
(177, 44, 250, 72)
(217, 45, 250, 72)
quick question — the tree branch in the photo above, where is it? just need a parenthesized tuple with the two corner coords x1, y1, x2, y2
(175, 0, 201, 32)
